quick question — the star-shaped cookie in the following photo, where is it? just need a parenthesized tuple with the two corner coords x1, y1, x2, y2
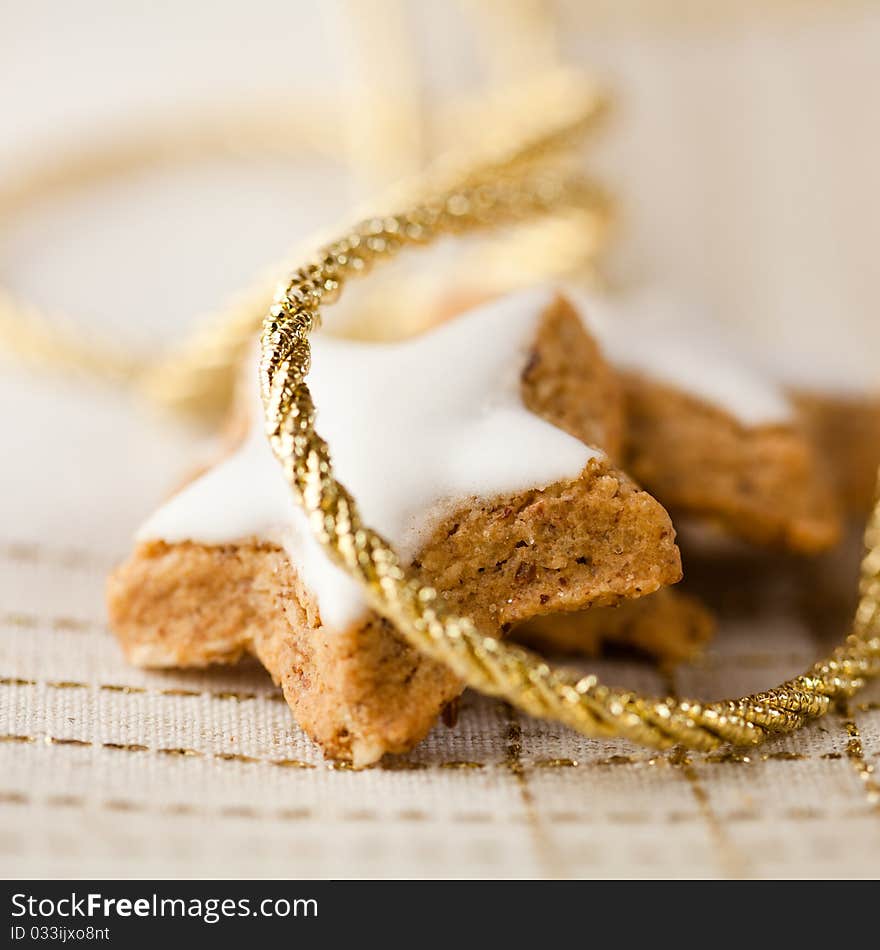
(108, 291, 682, 764)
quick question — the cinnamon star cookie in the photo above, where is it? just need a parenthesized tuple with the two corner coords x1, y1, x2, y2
(109, 290, 682, 764)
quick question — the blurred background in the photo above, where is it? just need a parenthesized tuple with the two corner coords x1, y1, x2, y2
(3, 1, 879, 373)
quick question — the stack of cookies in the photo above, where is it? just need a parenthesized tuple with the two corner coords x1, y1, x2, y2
(107, 287, 877, 764)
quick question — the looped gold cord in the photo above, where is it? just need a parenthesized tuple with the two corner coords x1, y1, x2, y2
(259, 168, 880, 752)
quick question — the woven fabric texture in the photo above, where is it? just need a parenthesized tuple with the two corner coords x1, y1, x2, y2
(1, 365, 879, 879)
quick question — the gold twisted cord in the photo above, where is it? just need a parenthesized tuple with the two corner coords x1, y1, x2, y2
(259, 168, 880, 754)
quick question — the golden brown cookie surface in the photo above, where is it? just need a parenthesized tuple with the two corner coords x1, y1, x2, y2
(793, 390, 880, 515)
(621, 372, 841, 553)
(514, 586, 714, 668)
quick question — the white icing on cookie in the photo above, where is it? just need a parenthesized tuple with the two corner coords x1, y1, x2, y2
(138, 287, 602, 632)
(565, 286, 794, 426)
